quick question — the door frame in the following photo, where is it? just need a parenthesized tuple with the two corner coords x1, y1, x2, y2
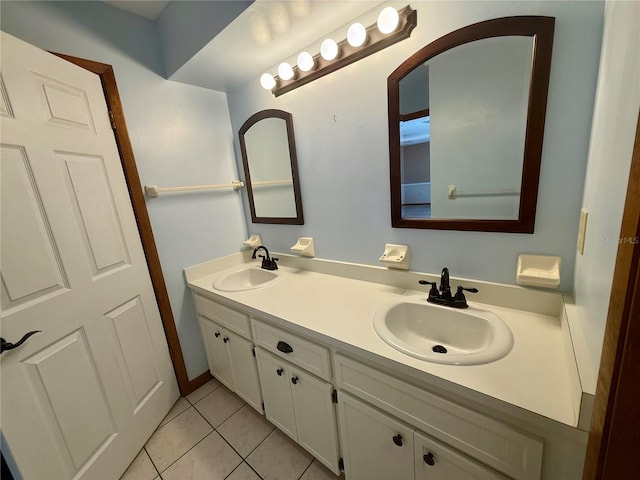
(53, 53, 212, 396)
(583, 109, 640, 479)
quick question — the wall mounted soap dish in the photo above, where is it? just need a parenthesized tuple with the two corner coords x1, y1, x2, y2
(243, 234, 262, 248)
(379, 244, 409, 270)
(516, 254, 561, 288)
(291, 237, 315, 257)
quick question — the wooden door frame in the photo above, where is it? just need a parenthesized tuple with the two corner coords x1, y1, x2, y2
(53, 53, 212, 396)
(583, 109, 640, 479)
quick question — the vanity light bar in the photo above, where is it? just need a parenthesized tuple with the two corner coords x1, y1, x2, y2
(266, 6, 417, 97)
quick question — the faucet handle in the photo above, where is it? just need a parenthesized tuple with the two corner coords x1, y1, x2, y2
(454, 286, 478, 302)
(419, 280, 440, 299)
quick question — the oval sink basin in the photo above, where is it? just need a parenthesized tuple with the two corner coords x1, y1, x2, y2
(373, 297, 513, 365)
(213, 266, 285, 292)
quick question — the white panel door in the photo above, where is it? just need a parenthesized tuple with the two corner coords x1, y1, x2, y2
(226, 332, 263, 413)
(414, 431, 506, 480)
(337, 393, 414, 480)
(290, 367, 340, 474)
(200, 318, 234, 389)
(0, 32, 179, 480)
(255, 348, 297, 439)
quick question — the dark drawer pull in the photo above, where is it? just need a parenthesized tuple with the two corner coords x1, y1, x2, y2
(223, 336, 229, 343)
(214, 331, 221, 338)
(277, 341, 293, 354)
(392, 434, 403, 447)
(291, 375, 299, 385)
(276, 368, 284, 376)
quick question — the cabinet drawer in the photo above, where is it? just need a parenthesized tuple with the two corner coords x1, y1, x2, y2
(334, 354, 543, 480)
(194, 294, 251, 339)
(251, 318, 331, 381)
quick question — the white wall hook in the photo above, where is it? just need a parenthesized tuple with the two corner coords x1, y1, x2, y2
(290, 237, 315, 257)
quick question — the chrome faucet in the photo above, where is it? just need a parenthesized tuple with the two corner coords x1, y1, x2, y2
(419, 267, 478, 309)
(252, 246, 279, 271)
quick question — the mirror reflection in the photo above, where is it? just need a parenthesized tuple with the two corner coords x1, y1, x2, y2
(389, 16, 555, 233)
(239, 109, 304, 224)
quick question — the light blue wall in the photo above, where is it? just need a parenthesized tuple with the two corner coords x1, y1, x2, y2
(227, 0, 605, 292)
(572, 0, 640, 392)
(1, 1, 247, 380)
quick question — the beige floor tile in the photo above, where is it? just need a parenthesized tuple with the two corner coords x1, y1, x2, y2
(217, 405, 275, 457)
(159, 397, 190, 428)
(246, 429, 313, 480)
(227, 462, 262, 480)
(193, 385, 244, 427)
(161, 431, 242, 480)
(120, 449, 158, 480)
(186, 378, 222, 404)
(300, 460, 343, 480)
(144, 407, 212, 472)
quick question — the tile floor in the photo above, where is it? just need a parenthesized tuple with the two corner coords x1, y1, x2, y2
(120, 378, 342, 480)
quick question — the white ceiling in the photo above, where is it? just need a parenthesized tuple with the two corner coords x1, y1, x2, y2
(103, 0, 388, 92)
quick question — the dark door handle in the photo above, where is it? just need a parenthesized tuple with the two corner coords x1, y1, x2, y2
(276, 368, 284, 376)
(291, 375, 299, 385)
(277, 341, 293, 354)
(223, 336, 229, 343)
(214, 331, 221, 338)
(423, 452, 435, 466)
(0, 331, 41, 354)
(392, 434, 403, 447)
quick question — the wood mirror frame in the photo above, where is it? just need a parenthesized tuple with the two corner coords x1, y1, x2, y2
(388, 16, 555, 233)
(239, 109, 304, 225)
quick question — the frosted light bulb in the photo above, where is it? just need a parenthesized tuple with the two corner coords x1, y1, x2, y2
(377, 7, 399, 34)
(320, 38, 339, 61)
(297, 51, 315, 72)
(347, 22, 367, 47)
(260, 73, 276, 90)
(277, 62, 295, 81)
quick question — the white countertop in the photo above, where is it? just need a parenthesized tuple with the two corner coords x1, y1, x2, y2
(187, 256, 581, 428)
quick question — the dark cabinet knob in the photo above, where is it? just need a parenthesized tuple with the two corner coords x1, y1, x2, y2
(223, 336, 229, 343)
(214, 331, 221, 338)
(277, 341, 293, 354)
(291, 375, 299, 385)
(392, 434, 403, 447)
(276, 368, 284, 376)
(423, 452, 435, 466)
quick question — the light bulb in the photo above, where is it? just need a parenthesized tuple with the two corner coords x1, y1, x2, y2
(297, 51, 315, 72)
(260, 73, 276, 90)
(347, 22, 367, 47)
(377, 7, 399, 34)
(320, 38, 339, 61)
(277, 62, 295, 81)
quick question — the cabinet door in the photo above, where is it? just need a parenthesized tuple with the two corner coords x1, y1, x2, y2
(227, 332, 263, 414)
(201, 319, 234, 389)
(415, 432, 505, 480)
(290, 368, 341, 475)
(337, 393, 414, 480)
(255, 348, 297, 439)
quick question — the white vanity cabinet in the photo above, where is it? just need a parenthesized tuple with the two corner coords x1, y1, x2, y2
(194, 294, 263, 413)
(252, 319, 341, 475)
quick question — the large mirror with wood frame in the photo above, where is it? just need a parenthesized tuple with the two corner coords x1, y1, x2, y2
(239, 109, 304, 224)
(388, 16, 555, 233)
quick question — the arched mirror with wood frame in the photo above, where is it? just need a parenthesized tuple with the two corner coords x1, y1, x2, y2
(388, 16, 555, 233)
(239, 109, 304, 225)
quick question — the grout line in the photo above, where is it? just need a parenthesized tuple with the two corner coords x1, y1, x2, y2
(155, 430, 218, 475)
(298, 460, 314, 480)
